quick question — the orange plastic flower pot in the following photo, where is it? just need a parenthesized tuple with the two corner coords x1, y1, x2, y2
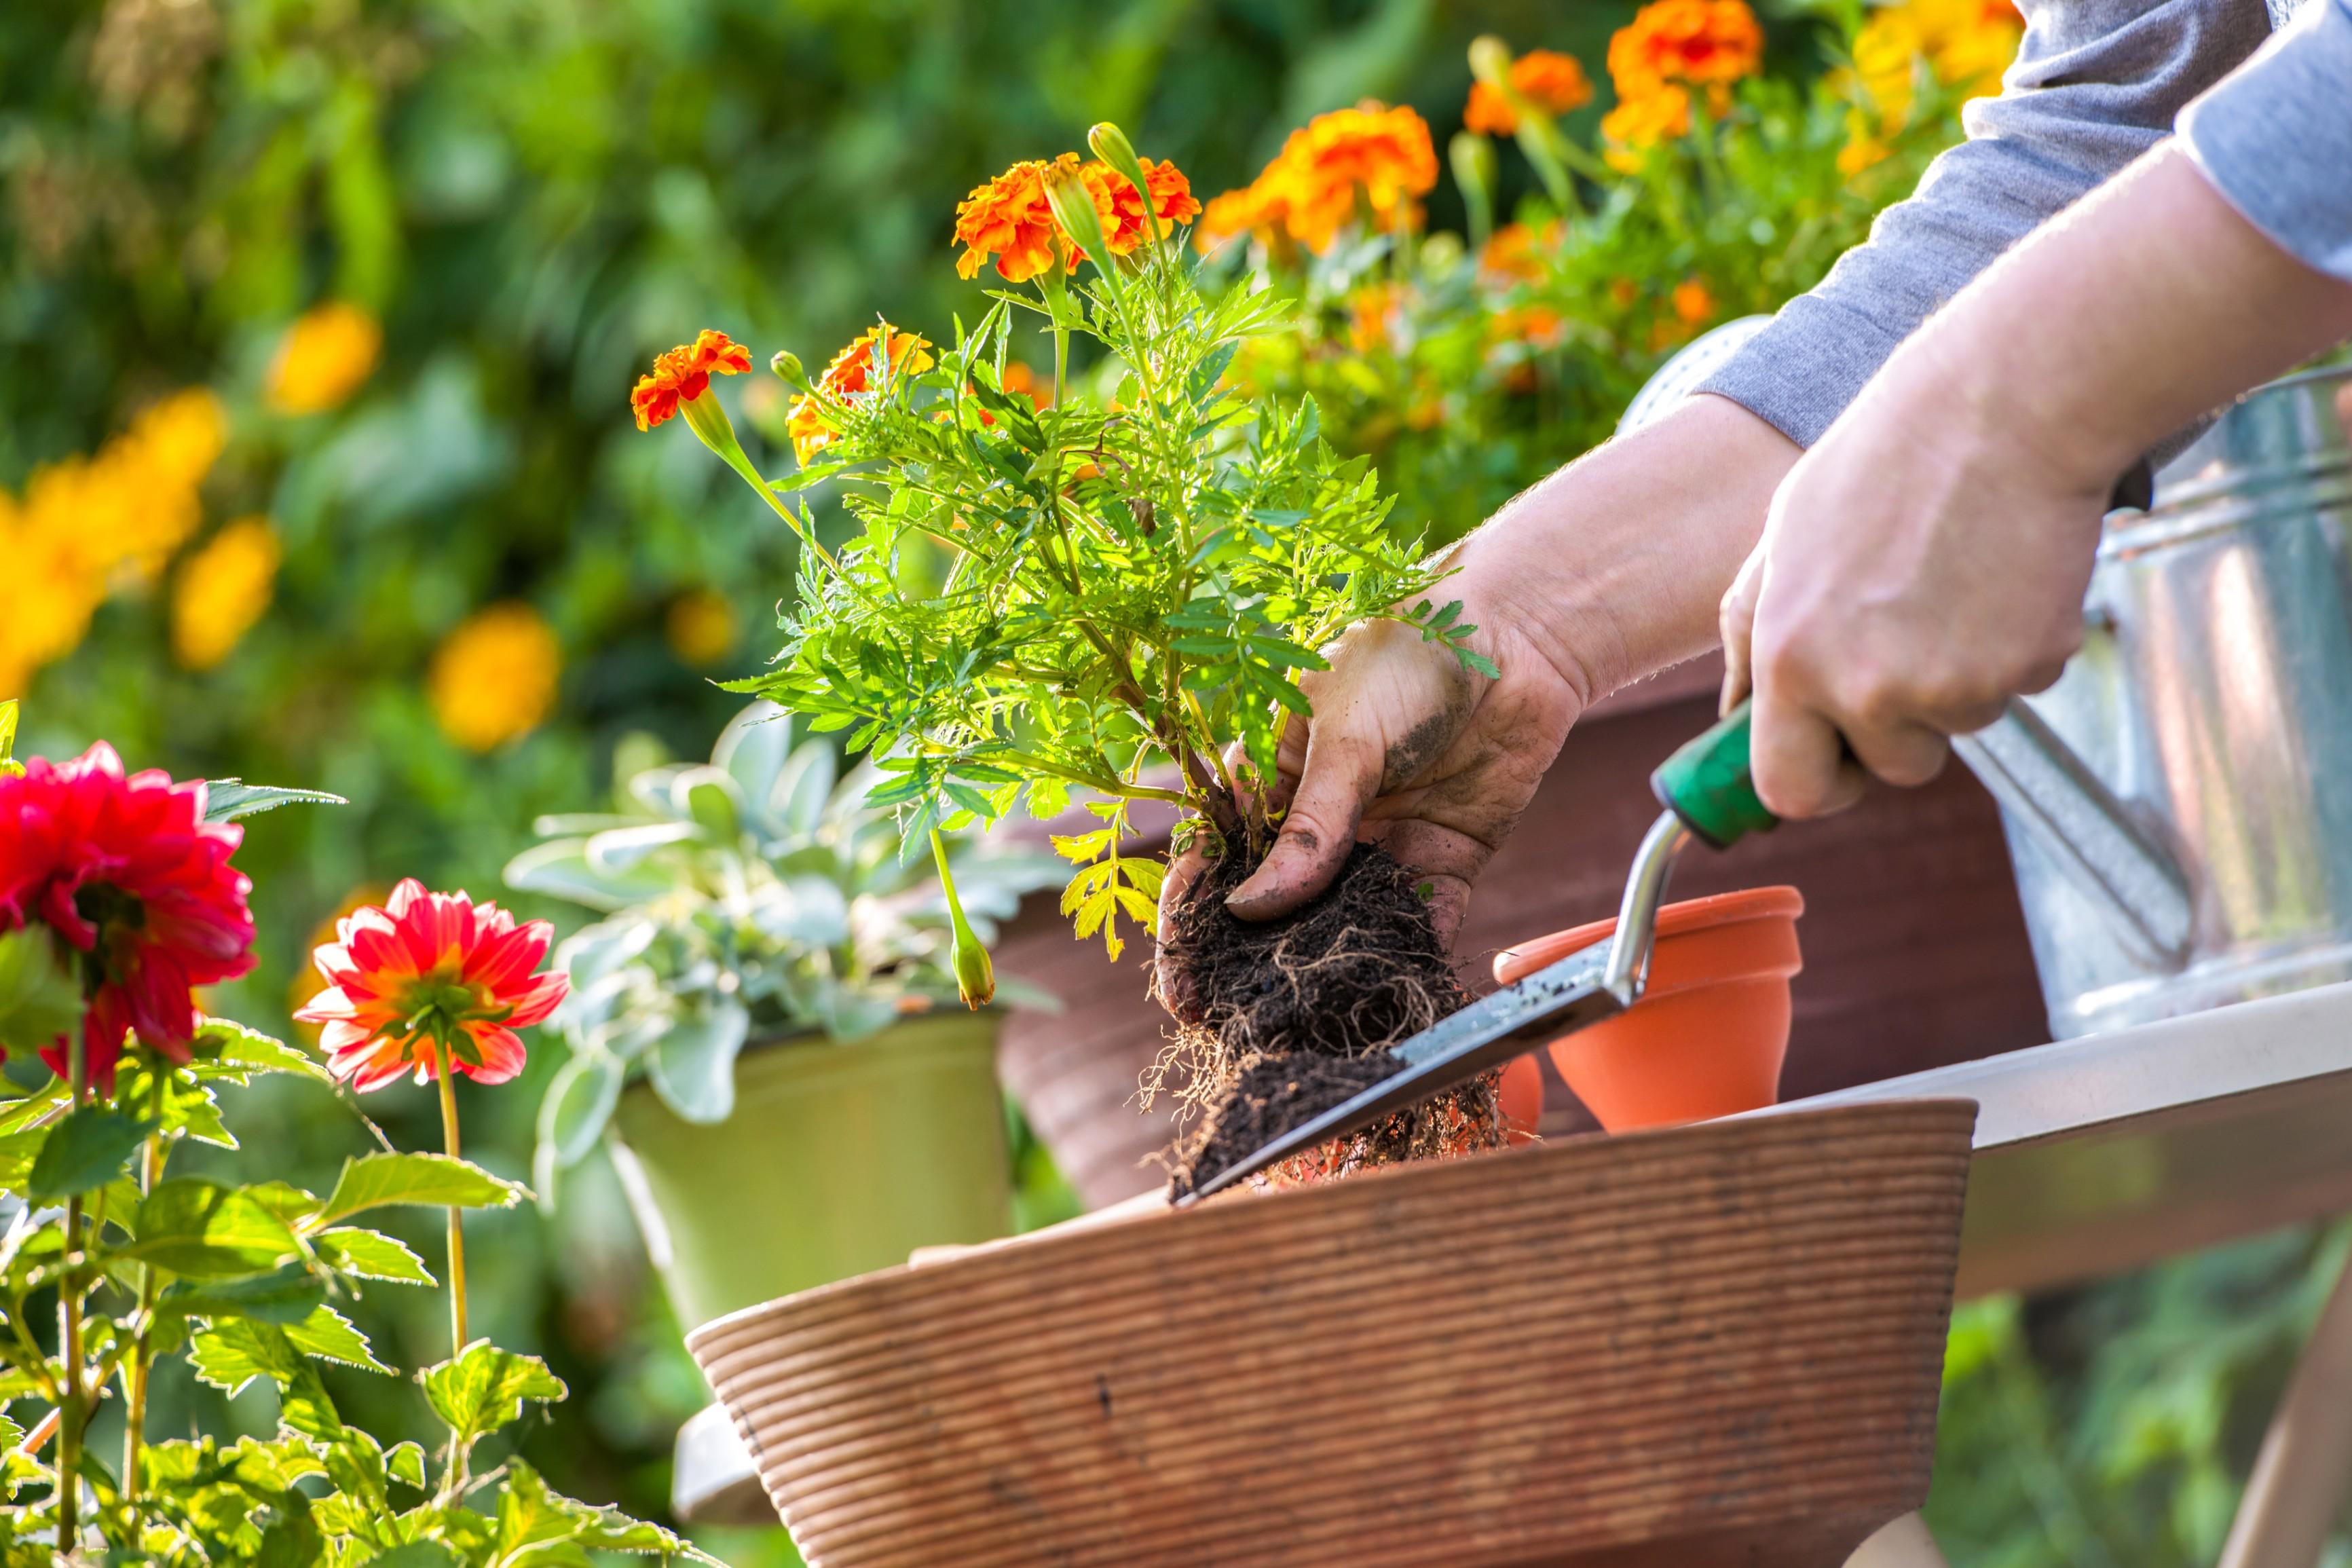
(1493, 885, 1804, 1132)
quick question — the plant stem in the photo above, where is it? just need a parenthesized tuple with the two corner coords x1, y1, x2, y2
(432, 1037, 469, 1355)
(54, 1034, 88, 1554)
(120, 1071, 166, 1506)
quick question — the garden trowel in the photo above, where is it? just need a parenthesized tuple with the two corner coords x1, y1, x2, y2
(1177, 698, 1775, 1205)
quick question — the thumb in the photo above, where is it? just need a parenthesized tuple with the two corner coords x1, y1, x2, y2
(1225, 730, 1381, 922)
(1718, 539, 1768, 716)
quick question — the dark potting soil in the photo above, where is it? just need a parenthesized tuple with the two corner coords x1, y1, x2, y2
(1155, 841, 1505, 1199)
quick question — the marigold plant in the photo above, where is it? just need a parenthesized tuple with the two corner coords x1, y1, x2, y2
(639, 125, 1484, 961)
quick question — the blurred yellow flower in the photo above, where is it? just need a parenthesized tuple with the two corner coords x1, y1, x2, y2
(665, 586, 738, 667)
(1844, 0, 2022, 169)
(172, 516, 281, 670)
(0, 387, 225, 694)
(266, 302, 382, 416)
(1601, 84, 1694, 170)
(429, 602, 561, 751)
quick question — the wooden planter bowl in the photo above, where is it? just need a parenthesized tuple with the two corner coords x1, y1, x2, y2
(688, 1099, 1977, 1568)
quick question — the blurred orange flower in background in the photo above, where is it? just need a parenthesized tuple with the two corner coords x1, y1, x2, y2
(788, 322, 936, 463)
(1464, 50, 1595, 136)
(1199, 102, 1438, 255)
(265, 302, 381, 416)
(1673, 278, 1716, 325)
(1478, 220, 1563, 284)
(171, 515, 280, 670)
(631, 329, 753, 432)
(1600, 0, 1763, 166)
(665, 586, 738, 667)
(428, 601, 561, 751)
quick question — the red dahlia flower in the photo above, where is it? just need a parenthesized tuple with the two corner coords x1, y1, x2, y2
(0, 743, 256, 1090)
(295, 878, 567, 1092)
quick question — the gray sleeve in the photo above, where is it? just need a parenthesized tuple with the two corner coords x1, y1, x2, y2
(2180, 0, 2352, 282)
(1698, 0, 2273, 448)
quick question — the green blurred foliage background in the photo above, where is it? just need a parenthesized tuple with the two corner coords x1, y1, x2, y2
(1, 0, 2336, 1561)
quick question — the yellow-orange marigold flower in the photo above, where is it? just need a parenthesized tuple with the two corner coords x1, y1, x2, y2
(1478, 220, 1563, 283)
(1601, 83, 1695, 168)
(1608, 0, 1763, 102)
(631, 330, 754, 432)
(429, 602, 561, 752)
(172, 516, 281, 671)
(1464, 50, 1596, 136)
(267, 303, 381, 416)
(787, 323, 937, 464)
(1851, 0, 2022, 126)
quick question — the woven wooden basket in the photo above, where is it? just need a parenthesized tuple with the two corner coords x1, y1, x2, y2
(689, 1098, 1977, 1568)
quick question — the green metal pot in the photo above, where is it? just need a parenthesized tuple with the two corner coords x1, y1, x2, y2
(609, 1009, 1012, 1328)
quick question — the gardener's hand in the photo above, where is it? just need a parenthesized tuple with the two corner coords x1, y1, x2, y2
(1721, 145, 2352, 819)
(1155, 394, 1797, 995)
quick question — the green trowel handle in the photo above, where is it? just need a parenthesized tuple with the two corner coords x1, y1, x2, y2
(1651, 698, 1776, 851)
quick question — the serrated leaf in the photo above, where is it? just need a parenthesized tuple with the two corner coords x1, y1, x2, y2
(130, 1179, 303, 1276)
(191, 1017, 331, 1083)
(286, 1303, 391, 1374)
(190, 1320, 344, 1440)
(159, 1263, 329, 1325)
(201, 781, 348, 823)
(26, 1104, 156, 1200)
(423, 1342, 568, 1447)
(312, 1153, 526, 1229)
(314, 1227, 434, 1286)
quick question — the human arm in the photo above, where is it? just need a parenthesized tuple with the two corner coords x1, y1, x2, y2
(1727, 136, 2352, 819)
(1698, 0, 2272, 449)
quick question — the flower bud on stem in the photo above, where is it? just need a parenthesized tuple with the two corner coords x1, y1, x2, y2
(931, 830, 995, 1009)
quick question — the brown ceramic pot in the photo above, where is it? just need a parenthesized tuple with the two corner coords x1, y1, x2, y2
(1495, 886, 1804, 1133)
(690, 1098, 1976, 1567)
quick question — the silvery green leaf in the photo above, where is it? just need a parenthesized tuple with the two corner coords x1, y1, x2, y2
(670, 764, 744, 840)
(770, 740, 838, 837)
(502, 840, 671, 912)
(646, 998, 751, 1123)
(539, 1051, 624, 1172)
(752, 876, 849, 949)
(553, 916, 658, 992)
(808, 980, 899, 1043)
(713, 701, 794, 805)
(584, 819, 703, 872)
(623, 763, 690, 817)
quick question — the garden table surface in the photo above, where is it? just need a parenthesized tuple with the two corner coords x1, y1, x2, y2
(1776, 976, 2352, 1299)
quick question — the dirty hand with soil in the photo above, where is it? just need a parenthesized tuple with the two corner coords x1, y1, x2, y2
(1151, 396, 1797, 1193)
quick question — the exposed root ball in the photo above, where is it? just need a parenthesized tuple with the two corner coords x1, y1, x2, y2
(1151, 841, 1505, 1199)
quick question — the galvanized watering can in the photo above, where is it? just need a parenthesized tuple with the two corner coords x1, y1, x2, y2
(1627, 323, 2352, 1038)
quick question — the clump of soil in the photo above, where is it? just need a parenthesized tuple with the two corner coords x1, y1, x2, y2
(1150, 840, 1505, 1199)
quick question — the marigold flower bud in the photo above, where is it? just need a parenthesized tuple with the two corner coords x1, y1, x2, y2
(770, 350, 808, 390)
(1468, 35, 1514, 90)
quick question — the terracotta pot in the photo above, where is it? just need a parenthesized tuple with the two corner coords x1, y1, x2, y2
(1495, 885, 1804, 1133)
(1497, 1052, 1544, 1145)
(688, 1099, 1977, 1567)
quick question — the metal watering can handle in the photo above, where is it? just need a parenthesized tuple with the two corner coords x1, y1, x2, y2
(1648, 698, 2195, 970)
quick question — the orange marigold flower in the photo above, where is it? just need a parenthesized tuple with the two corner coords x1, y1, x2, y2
(1607, 0, 1763, 123)
(631, 329, 754, 432)
(1201, 102, 1439, 255)
(1478, 219, 1563, 283)
(1673, 278, 1716, 325)
(1464, 49, 1596, 136)
(1080, 157, 1205, 255)
(954, 157, 1072, 282)
(788, 323, 937, 464)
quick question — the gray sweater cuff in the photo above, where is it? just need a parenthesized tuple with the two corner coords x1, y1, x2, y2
(2180, 0, 2352, 282)
(1694, 296, 1909, 449)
